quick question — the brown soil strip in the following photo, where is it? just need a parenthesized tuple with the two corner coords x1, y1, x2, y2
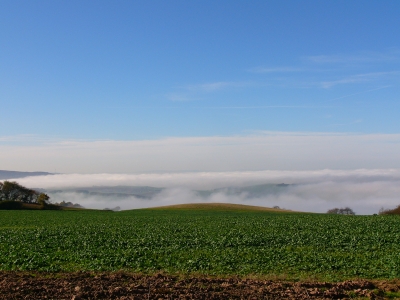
(0, 271, 399, 299)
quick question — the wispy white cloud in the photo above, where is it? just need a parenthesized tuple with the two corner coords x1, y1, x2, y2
(190, 105, 333, 109)
(325, 86, 391, 102)
(0, 134, 68, 146)
(307, 49, 400, 64)
(321, 71, 399, 88)
(165, 93, 194, 102)
(248, 66, 302, 73)
(0, 134, 43, 143)
(329, 119, 363, 127)
(165, 81, 259, 101)
(183, 81, 253, 92)
(168, 49, 400, 98)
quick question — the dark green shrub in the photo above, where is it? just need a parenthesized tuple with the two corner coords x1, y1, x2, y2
(0, 200, 23, 210)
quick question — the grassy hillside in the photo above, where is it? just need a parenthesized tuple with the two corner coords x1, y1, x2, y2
(0, 209, 399, 280)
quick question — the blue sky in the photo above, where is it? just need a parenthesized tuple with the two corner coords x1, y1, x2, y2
(3, 1, 400, 213)
(1, 0, 399, 141)
(1, 0, 400, 177)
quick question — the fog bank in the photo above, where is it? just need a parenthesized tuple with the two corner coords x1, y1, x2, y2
(10, 169, 400, 215)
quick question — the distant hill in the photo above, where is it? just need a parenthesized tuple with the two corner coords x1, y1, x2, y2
(145, 203, 294, 212)
(43, 183, 292, 201)
(45, 186, 164, 199)
(196, 183, 292, 198)
(0, 170, 53, 180)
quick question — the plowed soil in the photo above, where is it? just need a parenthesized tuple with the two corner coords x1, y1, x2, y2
(1, 272, 399, 299)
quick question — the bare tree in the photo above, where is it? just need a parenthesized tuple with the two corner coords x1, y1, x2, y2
(379, 205, 400, 215)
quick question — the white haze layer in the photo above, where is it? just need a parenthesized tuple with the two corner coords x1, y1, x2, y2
(11, 169, 400, 215)
(2, 132, 400, 173)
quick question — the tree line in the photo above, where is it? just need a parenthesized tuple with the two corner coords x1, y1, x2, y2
(326, 207, 355, 215)
(0, 181, 50, 206)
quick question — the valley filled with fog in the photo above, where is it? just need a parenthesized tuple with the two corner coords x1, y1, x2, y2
(6, 169, 400, 215)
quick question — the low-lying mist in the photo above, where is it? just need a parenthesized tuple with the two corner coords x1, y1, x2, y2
(11, 169, 400, 215)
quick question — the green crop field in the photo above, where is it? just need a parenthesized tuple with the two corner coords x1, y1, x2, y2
(0, 208, 399, 281)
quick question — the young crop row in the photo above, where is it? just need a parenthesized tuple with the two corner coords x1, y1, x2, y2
(0, 210, 399, 280)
